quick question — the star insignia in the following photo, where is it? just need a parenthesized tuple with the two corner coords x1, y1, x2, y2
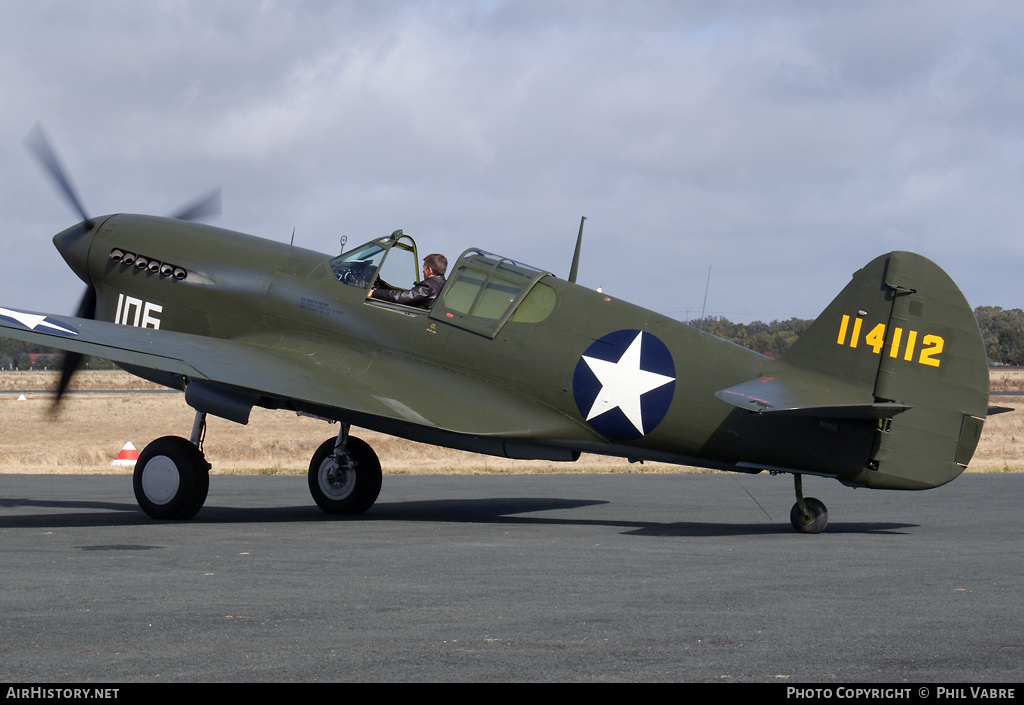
(574, 330, 676, 439)
(0, 306, 78, 336)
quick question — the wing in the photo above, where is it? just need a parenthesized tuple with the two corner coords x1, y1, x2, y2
(0, 306, 206, 378)
(0, 306, 590, 442)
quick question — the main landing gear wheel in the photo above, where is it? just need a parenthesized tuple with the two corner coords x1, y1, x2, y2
(308, 435, 382, 515)
(790, 474, 828, 534)
(133, 435, 210, 520)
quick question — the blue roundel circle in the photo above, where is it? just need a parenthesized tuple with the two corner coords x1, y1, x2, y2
(572, 329, 676, 441)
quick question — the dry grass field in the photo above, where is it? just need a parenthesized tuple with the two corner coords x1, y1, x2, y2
(1, 369, 1022, 475)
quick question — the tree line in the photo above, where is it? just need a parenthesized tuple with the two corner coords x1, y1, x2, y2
(3, 305, 1024, 369)
(694, 306, 1024, 365)
(0, 339, 114, 371)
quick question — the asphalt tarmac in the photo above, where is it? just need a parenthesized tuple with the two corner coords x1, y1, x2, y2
(1, 472, 1021, 683)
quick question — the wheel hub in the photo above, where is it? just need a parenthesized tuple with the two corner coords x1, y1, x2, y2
(319, 456, 356, 500)
(141, 455, 180, 505)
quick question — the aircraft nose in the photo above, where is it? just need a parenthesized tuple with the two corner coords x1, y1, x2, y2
(52, 220, 95, 284)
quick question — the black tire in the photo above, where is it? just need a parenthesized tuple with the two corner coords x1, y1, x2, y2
(133, 436, 210, 520)
(308, 436, 382, 515)
(790, 497, 828, 534)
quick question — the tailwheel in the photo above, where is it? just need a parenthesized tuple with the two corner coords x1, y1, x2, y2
(790, 497, 828, 534)
(790, 474, 828, 533)
(308, 431, 382, 515)
(133, 435, 210, 520)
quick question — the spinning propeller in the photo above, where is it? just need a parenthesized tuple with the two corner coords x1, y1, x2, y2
(24, 125, 220, 405)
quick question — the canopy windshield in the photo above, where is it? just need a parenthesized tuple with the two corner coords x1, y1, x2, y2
(330, 230, 419, 291)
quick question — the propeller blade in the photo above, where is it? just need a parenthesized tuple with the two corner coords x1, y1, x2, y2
(24, 124, 92, 227)
(169, 188, 221, 222)
(52, 286, 97, 409)
(53, 351, 84, 408)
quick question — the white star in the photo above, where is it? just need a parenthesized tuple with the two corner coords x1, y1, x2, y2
(581, 331, 674, 435)
(0, 306, 77, 336)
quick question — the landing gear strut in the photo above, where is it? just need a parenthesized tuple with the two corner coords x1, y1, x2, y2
(308, 423, 382, 515)
(133, 411, 211, 520)
(790, 474, 828, 534)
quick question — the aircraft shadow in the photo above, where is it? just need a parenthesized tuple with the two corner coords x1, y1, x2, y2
(0, 497, 146, 528)
(0, 495, 916, 535)
(369, 499, 916, 536)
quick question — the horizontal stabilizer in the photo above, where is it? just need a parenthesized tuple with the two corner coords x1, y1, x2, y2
(716, 375, 911, 419)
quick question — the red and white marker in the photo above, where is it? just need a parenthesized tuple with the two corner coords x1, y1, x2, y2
(111, 442, 140, 466)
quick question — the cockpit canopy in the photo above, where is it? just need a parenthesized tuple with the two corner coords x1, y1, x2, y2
(430, 249, 556, 337)
(332, 231, 556, 337)
(330, 230, 418, 291)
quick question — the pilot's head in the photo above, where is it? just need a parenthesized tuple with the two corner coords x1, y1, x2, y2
(423, 253, 447, 277)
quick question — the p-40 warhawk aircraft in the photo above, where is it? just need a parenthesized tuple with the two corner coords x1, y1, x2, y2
(0, 130, 990, 532)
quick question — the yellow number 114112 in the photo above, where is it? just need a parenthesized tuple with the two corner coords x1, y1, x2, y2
(836, 315, 943, 368)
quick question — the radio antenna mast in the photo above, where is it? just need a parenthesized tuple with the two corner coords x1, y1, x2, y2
(568, 216, 586, 284)
(698, 265, 712, 332)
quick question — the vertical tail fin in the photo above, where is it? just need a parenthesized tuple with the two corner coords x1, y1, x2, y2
(781, 251, 989, 489)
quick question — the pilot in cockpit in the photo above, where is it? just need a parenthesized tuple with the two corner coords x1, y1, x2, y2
(369, 253, 447, 309)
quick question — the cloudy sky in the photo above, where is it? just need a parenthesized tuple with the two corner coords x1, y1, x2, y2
(1, 1, 1023, 324)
